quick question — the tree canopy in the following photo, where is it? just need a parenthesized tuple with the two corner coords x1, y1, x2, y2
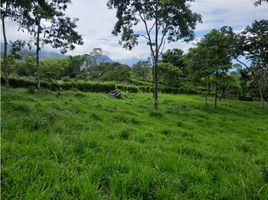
(108, 0, 201, 110)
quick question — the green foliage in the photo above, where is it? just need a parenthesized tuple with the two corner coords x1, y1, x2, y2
(40, 58, 66, 80)
(185, 29, 233, 107)
(1, 87, 268, 199)
(13, 54, 36, 77)
(132, 60, 152, 81)
(116, 85, 139, 93)
(75, 81, 116, 93)
(158, 62, 182, 87)
(9, 55, 84, 80)
(1, 76, 201, 95)
(108, 0, 201, 50)
(18, 0, 83, 54)
(93, 63, 131, 82)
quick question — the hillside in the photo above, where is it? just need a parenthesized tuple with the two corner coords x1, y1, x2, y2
(1, 87, 268, 199)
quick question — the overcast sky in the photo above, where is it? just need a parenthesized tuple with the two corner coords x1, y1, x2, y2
(2, 0, 268, 65)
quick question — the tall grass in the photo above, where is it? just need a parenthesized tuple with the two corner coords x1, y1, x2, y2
(1, 87, 268, 199)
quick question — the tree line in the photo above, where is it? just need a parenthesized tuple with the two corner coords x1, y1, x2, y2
(1, 0, 267, 110)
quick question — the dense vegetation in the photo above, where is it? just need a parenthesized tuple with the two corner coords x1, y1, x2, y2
(1, 0, 267, 199)
(1, 87, 268, 199)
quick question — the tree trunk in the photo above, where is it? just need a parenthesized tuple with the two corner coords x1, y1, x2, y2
(259, 87, 264, 108)
(214, 72, 218, 109)
(154, 61, 159, 111)
(2, 4, 9, 87)
(153, 1, 159, 111)
(36, 18, 41, 89)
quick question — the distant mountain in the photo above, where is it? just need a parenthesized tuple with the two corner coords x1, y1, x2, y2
(93, 54, 113, 64)
(38, 50, 65, 59)
(80, 53, 113, 70)
(0, 42, 65, 59)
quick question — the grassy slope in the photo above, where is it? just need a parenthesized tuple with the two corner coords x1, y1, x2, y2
(1, 87, 268, 200)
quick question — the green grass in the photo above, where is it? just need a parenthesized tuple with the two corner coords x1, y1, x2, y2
(1, 87, 268, 199)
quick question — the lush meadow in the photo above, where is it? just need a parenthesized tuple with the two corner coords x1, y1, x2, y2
(1, 87, 268, 199)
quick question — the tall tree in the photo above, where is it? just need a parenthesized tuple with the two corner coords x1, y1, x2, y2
(185, 46, 212, 109)
(186, 29, 232, 109)
(1, 1, 10, 86)
(243, 20, 268, 107)
(1, 0, 32, 86)
(107, 0, 201, 110)
(132, 60, 152, 81)
(158, 62, 182, 87)
(18, 0, 83, 88)
(162, 48, 188, 84)
(222, 20, 268, 107)
(162, 48, 184, 67)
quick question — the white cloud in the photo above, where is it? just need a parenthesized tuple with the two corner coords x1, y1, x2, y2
(2, 0, 268, 64)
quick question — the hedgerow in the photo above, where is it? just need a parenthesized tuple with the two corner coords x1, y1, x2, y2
(1, 76, 198, 94)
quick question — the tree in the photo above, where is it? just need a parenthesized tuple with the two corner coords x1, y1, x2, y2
(162, 48, 184, 67)
(0, 0, 32, 86)
(244, 21, 268, 107)
(99, 63, 131, 82)
(18, 0, 83, 88)
(107, 0, 201, 110)
(1, 1, 10, 86)
(222, 20, 268, 107)
(162, 48, 188, 85)
(132, 60, 152, 81)
(63, 56, 85, 78)
(185, 29, 232, 109)
(185, 46, 212, 109)
(158, 62, 182, 87)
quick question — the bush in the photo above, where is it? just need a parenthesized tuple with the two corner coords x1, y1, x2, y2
(128, 79, 152, 87)
(1, 76, 201, 95)
(7, 77, 36, 88)
(138, 86, 152, 93)
(160, 86, 198, 94)
(117, 85, 139, 93)
(76, 81, 116, 93)
(239, 96, 253, 101)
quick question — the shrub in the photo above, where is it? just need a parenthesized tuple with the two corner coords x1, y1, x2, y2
(117, 85, 139, 93)
(1, 76, 202, 95)
(7, 77, 35, 88)
(238, 96, 253, 101)
(76, 81, 116, 93)
(138, 86, 152, 93)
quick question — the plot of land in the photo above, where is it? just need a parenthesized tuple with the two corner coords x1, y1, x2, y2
(1, 87, 268, 199)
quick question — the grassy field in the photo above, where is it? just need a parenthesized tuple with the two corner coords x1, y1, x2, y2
(1, 87, 268, 199)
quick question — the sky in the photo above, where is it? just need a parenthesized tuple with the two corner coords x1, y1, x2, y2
(2, 0, 268, 65)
